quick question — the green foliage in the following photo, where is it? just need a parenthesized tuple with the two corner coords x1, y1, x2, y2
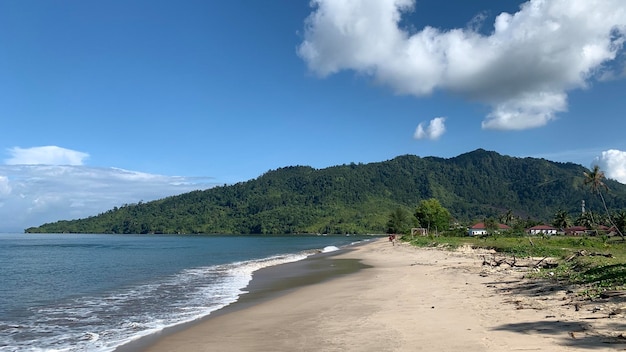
(25, 149, 626, 235)
(584, 165, 625, 239)
(613, 210, 626, 234)
(575, 211, 597, 228)
(404, 234, 626, 296)
(386, 207, 412, 234)
(552, 209, 572, 229)
(483, 217, 498, 234)
(414, 198, 451, 233)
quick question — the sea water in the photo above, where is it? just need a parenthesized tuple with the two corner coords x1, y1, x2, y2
(0, 233, 372, 352)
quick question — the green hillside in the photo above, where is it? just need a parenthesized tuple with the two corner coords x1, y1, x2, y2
(25, 149, 626, 234)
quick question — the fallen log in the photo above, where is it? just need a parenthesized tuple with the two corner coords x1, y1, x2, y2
(481, 254, 558, 269)
(566, 250, 614, 262)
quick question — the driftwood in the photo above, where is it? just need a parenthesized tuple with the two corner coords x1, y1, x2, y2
(482, 254, 516, 267)
(481, 254, 558, 269)
(565, 250, 614, 262)
(600, 290, 626, 299)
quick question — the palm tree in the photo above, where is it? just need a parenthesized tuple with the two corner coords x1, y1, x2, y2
(552, 209, 572, 230)
(583, 165, 624, 239)
(484, 217, 498, 236)
(499, 209, 515, 226)
(575, 210, 596, 229)
(612, 210, 626, 235)
(386, 207, 410, 235)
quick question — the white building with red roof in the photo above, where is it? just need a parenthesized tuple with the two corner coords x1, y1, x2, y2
(468, 222, 511, 236)
(527, 225, 557, 235)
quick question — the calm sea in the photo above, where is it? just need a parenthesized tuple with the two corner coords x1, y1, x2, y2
(0, 233, 373, 352)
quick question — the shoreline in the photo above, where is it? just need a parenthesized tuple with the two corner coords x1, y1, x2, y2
(116, 242, 372, 352)
(134, 238, 626, 351)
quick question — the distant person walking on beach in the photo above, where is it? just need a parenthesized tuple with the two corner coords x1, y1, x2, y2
(388, 234, 396, 246)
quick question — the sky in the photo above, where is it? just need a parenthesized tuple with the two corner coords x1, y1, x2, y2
(1, 0, 626, 232)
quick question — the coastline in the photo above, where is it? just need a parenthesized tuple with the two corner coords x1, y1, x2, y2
(116, 242, 372, 352)
(135, 238, 626, 351)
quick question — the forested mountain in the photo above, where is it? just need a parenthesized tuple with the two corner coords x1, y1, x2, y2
(26, 149, 626, 235)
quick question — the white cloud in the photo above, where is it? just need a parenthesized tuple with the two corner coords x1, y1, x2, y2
(298, 0, 626, 130)
(0, 165, 216, 232)
(481, 91, 568, 130)
(414, 117, 446, 140)
(0, 175, 10, 195)
(5, 146, 89, 165)
(593, 150, 626, 184)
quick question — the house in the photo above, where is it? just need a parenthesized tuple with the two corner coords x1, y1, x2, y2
(606, 226, 620, 237)
(564, 226, 587, 236)
(597, 225, 610, 234)
(586, 225, 611, 236)
(468, 222, 511, 236)
(527, 225, 557, 235)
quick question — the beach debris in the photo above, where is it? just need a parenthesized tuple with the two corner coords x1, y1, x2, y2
(565, 250, 614, 262)
(480, 254, 558, 269)
(600, 290, 626, 299)
(533, 258, 558, 269)
(609, 308, 624, 318)
(481, 254, 515, 267)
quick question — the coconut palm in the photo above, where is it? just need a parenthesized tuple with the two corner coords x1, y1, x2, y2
(552, 209, 572, 230)
(499, 209, 515, 226)
(583, 165, 624, 239)
(612, 210, 626, 235)
(386, 207, 410, 235)
(575, 210, 596, 229)
(483, 217, 498, 236)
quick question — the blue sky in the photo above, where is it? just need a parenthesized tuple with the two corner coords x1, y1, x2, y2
(1, 0, 626, 232)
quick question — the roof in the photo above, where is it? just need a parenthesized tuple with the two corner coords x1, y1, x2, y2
(528, 225, 556, 230)
(565, 226, 587, 231)
(470, 222, 511, 230)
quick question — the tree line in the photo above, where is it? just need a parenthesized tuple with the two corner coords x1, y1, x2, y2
(26, 149, 626, 235)
(389, 165, 626, 238)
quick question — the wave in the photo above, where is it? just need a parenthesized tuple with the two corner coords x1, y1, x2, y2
(0, 251, 313, 352)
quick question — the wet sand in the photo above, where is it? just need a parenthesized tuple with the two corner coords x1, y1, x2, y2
(137, 238, 626, 351)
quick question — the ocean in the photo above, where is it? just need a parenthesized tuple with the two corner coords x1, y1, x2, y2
(0, 233, 374, 352)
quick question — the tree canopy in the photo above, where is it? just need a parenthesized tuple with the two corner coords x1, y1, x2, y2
(26, 149, 626, 235)
(414, 198, 451, 233)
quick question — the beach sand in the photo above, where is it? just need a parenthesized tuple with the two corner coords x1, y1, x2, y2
(140, 238, 626, 351)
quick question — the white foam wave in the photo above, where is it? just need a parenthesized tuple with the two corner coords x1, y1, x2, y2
(25, 251, 311, 352)
(0, 250, 319, 352)
(321, 245, 339, 253)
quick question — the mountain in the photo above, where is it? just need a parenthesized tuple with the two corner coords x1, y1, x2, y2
(25, 149, 626, 234)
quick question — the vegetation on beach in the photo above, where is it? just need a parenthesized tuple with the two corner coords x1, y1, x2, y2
(399, 164, 626, 298)
(403, 234, 626, 298)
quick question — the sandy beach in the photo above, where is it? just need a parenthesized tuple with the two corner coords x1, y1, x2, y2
(139, 238, 626, 352)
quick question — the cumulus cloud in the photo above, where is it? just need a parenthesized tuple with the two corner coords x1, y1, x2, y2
(298, 0, 626, 130)
(414, 117, 446, 140)
(0, 165, 216, 232)
(5, 146, 89, 165)
(593, 150, 626, 184)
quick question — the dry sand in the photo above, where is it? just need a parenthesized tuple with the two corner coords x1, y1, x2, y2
(141, 238, 626, 351)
